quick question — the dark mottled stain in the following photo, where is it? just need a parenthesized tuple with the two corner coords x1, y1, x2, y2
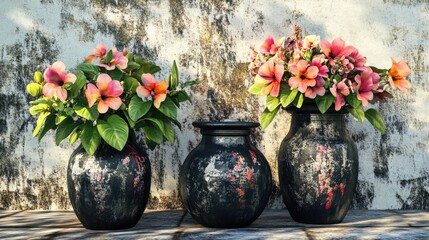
(251, 11, 264, 32)
(0, 29, 60, 209)
(169, 0, 188, 36)
(351, 181, 375, 209)
(60, 12, 95, 42)
(396, 174, 429, 209)
(382, 0, 427, 6)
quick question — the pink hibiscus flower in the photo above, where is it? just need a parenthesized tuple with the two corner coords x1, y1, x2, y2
(388, 58, 411, 93)
(354, 67, 380, 106)
(330, 79, 350, 111)
(320, 38, 355, 65)
(136, 74, 168, 108)
(85, 43, 107, 62)
(42, 61, 76, 101)
(99, 51, 128, 70)
(288, 60, 318, 93)
(85, 74, 124, 113)
(259, 36, 284, 55)
(256, 59, 284, 97)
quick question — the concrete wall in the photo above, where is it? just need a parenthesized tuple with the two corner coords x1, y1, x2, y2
(0, 0, 428, 210)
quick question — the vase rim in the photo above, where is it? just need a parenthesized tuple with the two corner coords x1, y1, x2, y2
(193, 121, 259, 136)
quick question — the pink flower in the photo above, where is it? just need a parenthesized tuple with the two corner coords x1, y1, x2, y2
(256, 59, 284, 97)
(42, 61, 76, 101)
(99, 51, 128, 70)
(85, 74, 123, 113)
(302, 35, 320, 50)
(320, 38, 355, 65)
(85, 43, 107, 62)
(354, 67, 380, 106)
(288, 60, 318, 93)
(259, 36, 284, 55)
(136, 74, 168, 108)
(330, 79, 350, 111)
(348, 49, 366, 71)
(388, 58, 411, 93)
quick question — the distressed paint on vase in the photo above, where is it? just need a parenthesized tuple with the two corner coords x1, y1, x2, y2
(179, 122, 272, 228)
(67, 143, 151, 230)
(279, 106, 358, 224)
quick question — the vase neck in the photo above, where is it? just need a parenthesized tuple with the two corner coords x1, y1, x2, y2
(290, 112, 347, 136)
(202, 135, 249, 146)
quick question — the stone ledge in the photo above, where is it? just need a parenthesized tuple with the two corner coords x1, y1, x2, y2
(0, 209, 428, 239)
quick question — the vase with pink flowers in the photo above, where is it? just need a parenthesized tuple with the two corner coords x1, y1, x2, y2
(248, 26, 411, 223)
(26, 44, 199, 229)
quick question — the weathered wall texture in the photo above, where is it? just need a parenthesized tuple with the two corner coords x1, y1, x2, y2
(0, 0, 428, 210)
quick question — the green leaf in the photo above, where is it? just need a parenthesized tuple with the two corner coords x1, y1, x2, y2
(144, 118, 165, 133)
(97, 114, 129, 151)
(123, 110, 136, 128)
(346, 93, 362, 109)
(123, 77, 140, 92)
(55, 117, 80, 145)
(69, 71, 87, 99)
(126, 53, 134, 62)
(29, 98, 50, 105)
(33, 112, 50, 137)
(142, 122, 163, 145)
(69, 131, 79, 145)
(38, 114, 56, 143)
(365, 108, 386, 134)
(266, 95, 280, 111)
(126, 61, 141, 71)
(295, 92, 304, 108)
(104, 50, 113, 64)
(55, 113, 68, 125)
(315, 94, 335, 113)
(74, 105, 99, 121)
(260, 106, 280, 129)
(64, 107, 74, 116)
(33, 71, 43, 83)
(158, 97, 177, 120)
(346, 105, 365, 123)
(135, 57, 161, 75)
(26, 83, 42, 97)
(173, 91, 190, 103)
(280, 88, 298, 107)
(81, 123, 101, 155)
(76, 63, 99, 79)
(29, 103, 50, 115)
(168, 60, 179, 90)
(248, 81, 266, 95)
(370, 66, 388, 74)
(145, 137, 157, 150)
(162, 120, 175, 144)
(128, 96, 152, 121)
(180, 79, 201, 88)
(107, 68, 123, 80)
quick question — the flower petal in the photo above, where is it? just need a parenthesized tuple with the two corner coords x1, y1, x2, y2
(65, 73, 77, 84)
(141, 74, 157, 90)
(274, 63, 284, 82)
(104, 97, 122, 110)
(56, 88, 68, 101)
(136, 85, 151, 99)
(319, 40, 331, 57)
(331, 38, 345, 56)
(153, 93, 167, 108)
(85, 83, 101, 108)
(258, 60, 275, 79)
(305, 66, 319, 79)
(270, 81, 280, 97)
(96, 73, 112, 93)
(260, 36, 275, 54)
(43, 83, 58, 98)
(97, 100, 109, 114)
(154, 81, 168, 95)
(105, 80, 124, 97)
(51, 61, 66, 74)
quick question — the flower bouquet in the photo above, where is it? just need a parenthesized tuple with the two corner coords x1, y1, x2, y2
(26, 43, 199, 154)
(248, 26, 411, 132)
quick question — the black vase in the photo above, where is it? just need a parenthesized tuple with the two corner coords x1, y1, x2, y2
(67, 134, 151, 230)
(278, 105, 358, 224)
(179, 122, 273, 228)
